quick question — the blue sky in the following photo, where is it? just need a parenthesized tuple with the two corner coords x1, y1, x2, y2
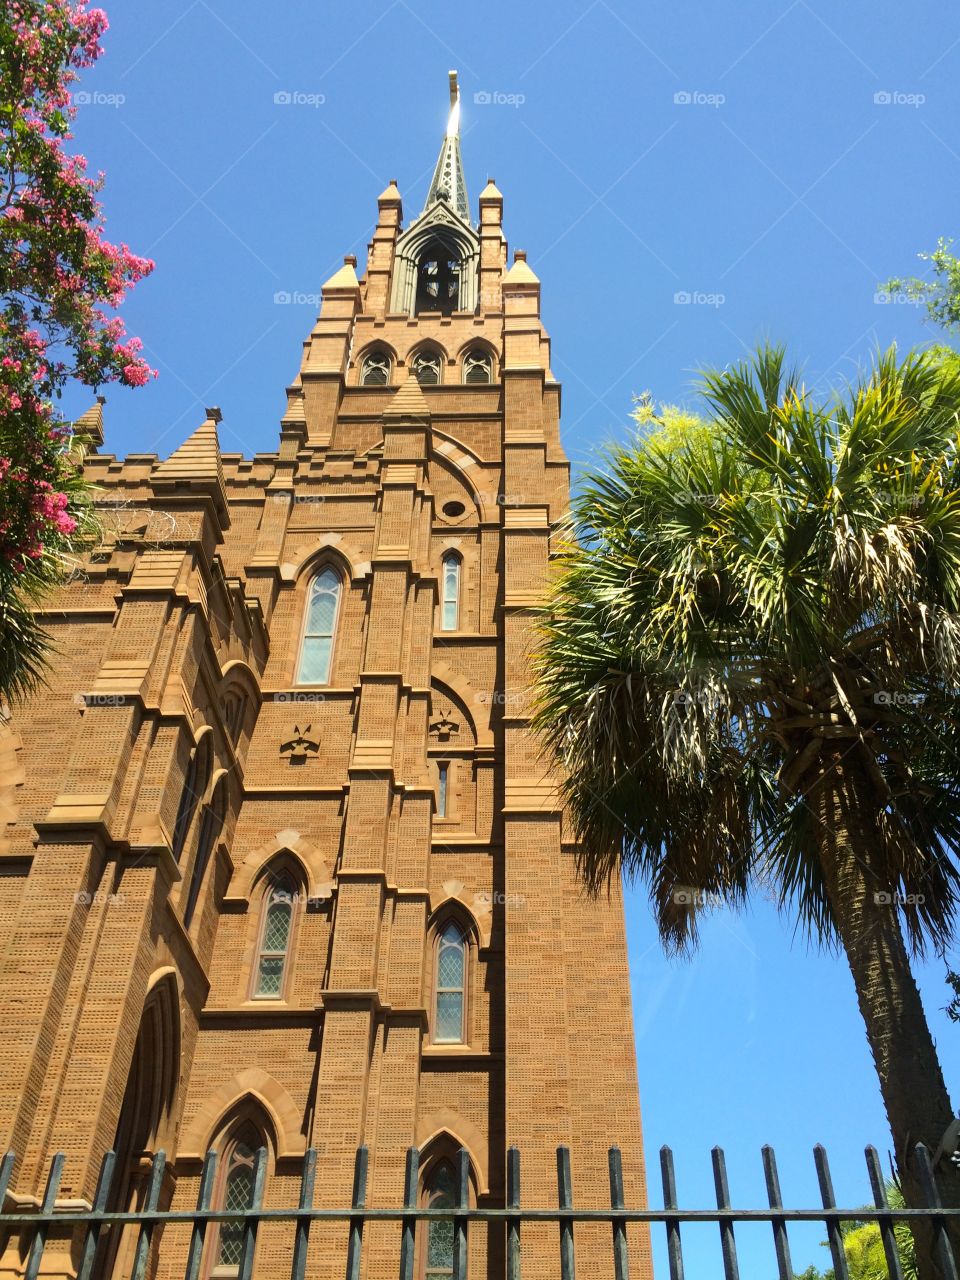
(62, 1, 960, 1273)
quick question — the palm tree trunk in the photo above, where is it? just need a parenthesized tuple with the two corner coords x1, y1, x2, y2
(811, 750, 960, 1279)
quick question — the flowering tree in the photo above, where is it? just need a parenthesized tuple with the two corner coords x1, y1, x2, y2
(0, 1, 155, 702)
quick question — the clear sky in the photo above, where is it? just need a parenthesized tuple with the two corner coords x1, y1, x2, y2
(62, 1, 960, 1273)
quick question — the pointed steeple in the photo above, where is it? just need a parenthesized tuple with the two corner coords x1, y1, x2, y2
(383, 370, 431, 421)
(73, 395, 105, 450)
(152, 407, 229, 527)
(423, 70, 469, 223)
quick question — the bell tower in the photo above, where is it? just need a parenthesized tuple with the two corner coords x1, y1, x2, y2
(0, 74, 650, 1280)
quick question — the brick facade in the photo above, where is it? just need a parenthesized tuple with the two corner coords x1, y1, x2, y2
(0, 90, 650, 1279)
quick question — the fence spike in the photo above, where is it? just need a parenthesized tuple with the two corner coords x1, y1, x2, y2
(130, 1150, 166, 1280)
(290, 1148, 317, 1280)
(345, 1146, 369, 1280)
(814, 1144, 850, 1280)
(659, 1146, 684, 1280)
(609, 1147, 630, 1280)
(761, 1145, 794, 1280)
(914, 1142, 960, 1280)
(25, 1153, 64, 1280)
(864, 1146, 904, 1280)
(507, 1147, 521, 1280)
(399, 1146, 419, 1280)
(183, 1149, 217, 1280)
(557, 1146, 576, 1280)
(77, 1150, 117, 1280)
(712, 1147, 740, 1280)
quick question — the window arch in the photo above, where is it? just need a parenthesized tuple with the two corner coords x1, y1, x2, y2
(183, 776, 227, 930)
(251, 871, 298, 999)
(440, 554, 460, 631)
(171, 731, 212, 864)
(209, 1122, 264, 1278)
(434, 921, 467, 1044)
(297, 566, 342, 685)
(415, 237, 461, 315)
(360, 350, 391, 386)
(413, 348, 443, 386)
(462, 349, 492, 384)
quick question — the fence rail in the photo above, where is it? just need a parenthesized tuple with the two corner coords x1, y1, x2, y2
(0, 1142, 958, 1280)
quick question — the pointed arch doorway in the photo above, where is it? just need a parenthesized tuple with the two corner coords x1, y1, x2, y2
(94, 971, 181, 1278)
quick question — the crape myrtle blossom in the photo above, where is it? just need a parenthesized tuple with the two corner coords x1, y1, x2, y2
(0, 1, 154, 697)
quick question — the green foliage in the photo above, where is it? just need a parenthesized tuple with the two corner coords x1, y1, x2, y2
(883, 239, 960, 335)
(792, 1186, 917, 1279)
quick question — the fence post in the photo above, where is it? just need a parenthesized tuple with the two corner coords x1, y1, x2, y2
(345, 1146, 369, 1280)
(290, 1148, 317, 1280)
(608, 1147, 629, 1280)
(130, 1150, 167, 1280)
(237, 1146, 267, 1280)
(864, 1146, 904, 1280)
(761, 1145, 794, 1280)
(712, 1147, 740, 1280)
(399, 1146, 419, 1280)
(183, 1149, 217, 1280)
(24, 1153, 64, 1280)
(660, 1147, 684, 1280)
(557, 1146, 576, 1280)
(915, 1143, 960, 1280)
(507, 1147, 521, 1280)
(814, 1145, 851, 1280)
(76, 1149, 116, 1280)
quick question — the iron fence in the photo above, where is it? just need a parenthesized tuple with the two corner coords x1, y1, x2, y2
(0, 1141, 958, 1280)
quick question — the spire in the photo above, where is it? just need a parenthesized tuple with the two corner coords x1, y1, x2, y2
(152, 407, 228, 527)
(382, 370, 431, 421)
(424, 70, 469, 223)
(73, 395, 105, 450)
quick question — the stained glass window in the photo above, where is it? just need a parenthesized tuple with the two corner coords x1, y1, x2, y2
(297, 568, 341, 685)
(254, 877, 295, 998)
(215, 1140, 256, 1273)
(441, 555, 460, 631)
(424, 1163, 457, 1278)
(435, 923, 465, 1043)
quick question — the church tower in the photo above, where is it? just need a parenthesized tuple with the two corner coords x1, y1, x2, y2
(0, 76, 649, 1279)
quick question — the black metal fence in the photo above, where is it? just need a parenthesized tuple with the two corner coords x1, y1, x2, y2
(1, 1141, 958, 1280)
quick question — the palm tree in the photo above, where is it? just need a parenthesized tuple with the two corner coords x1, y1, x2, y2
(534, 346, 960, 1273)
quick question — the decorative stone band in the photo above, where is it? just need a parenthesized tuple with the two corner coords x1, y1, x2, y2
(502, 778, 561, 814)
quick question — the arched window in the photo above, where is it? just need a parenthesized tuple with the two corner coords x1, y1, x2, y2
(297, 567, 342, 685)
(416, 237, 461, 315)
(434, 922, 466, 1044)
(183, 777, 226, 930)
(170, 733, 210, 864)
(360, 351, 391, 386)
(422, 1161, 458, 1278)
(252, 873, 296, 999)
(440, 554, 460, 631)
(210, 1125, 263, 1278)
(437, 762, 449, 819)
(413, 349, 443, 385)
(222, 691, 245, 745)
(462, 350, 492, 384)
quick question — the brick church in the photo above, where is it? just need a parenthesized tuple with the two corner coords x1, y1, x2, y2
(0, 75, 649, 1278)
